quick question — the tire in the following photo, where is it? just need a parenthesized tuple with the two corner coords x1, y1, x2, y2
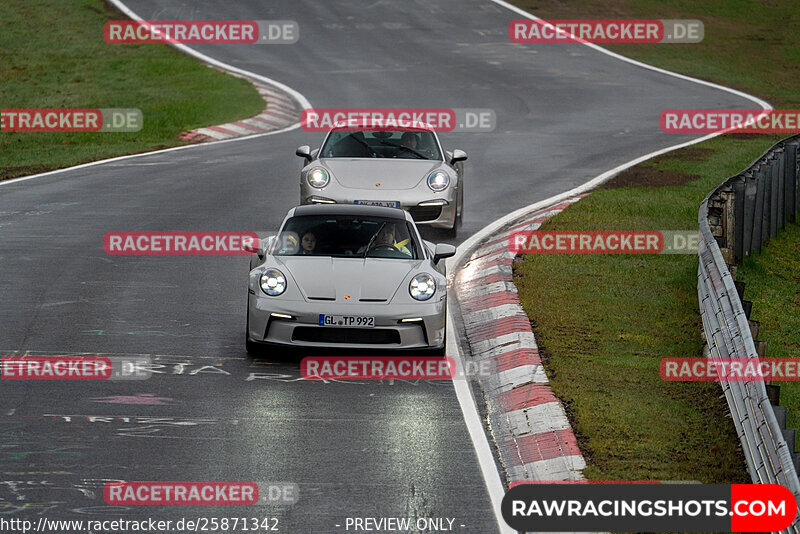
(429, 323, 447, 356)
(445, 186, 463, 238)
(445, 210, 460, 238)
(245, 336, 258, 356)
(429, 344, 446, 356)
(457, 178, 464, 222)
(245, 303, 259, 356)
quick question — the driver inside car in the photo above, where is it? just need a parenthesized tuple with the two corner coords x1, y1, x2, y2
(300, 231, 317, 255)
(357, 223, 412, 256)
(400, 132, 418, 150)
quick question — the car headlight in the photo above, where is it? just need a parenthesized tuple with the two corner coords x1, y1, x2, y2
(260, 269, 287, 296)
(427, 170, 450, 191)
(409, 273, 436, 301)
(307, 167, 330, 189)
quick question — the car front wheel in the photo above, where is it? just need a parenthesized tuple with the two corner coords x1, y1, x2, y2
(445, 207, 461, 238)
(245, 303, 259, 356)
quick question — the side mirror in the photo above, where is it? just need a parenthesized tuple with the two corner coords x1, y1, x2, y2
(244, 237, 274, 260)
(433, 243, 456, 265)
(450, 149, 468, 164)
(295, 145, 312, 161)
(259, 236, 279, 259)
(243, 236, 260, 255)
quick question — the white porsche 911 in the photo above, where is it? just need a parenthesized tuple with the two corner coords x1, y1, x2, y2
(296, 123, 467, 236)
(247, 204, 456, 354)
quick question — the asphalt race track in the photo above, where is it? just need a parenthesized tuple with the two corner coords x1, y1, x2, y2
(0, 0, 758, 532)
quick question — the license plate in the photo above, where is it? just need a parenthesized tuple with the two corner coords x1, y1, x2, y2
(354, 200, 400, 208)
(319, 314, 375, 327)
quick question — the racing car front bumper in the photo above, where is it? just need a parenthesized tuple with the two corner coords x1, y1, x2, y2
(301, 192, 457, 229)
(247, 293, 447, 351)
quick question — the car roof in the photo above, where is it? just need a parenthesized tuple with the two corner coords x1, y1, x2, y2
(290, 204, 411, 220)
(330, 121, 436, 133)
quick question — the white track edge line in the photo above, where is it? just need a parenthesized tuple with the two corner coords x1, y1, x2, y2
(447, 310, 516, 534)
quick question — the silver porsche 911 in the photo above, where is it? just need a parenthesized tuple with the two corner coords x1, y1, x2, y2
(295, 124, 467, 236)
(246, 204, 456, 354)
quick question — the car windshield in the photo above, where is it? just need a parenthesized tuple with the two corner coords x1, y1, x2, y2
(274, 215, 420, 260)
(319, 130, 442, 160)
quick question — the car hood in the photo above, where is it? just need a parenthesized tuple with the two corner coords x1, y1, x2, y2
(321, 159, 442, 190)
(276, 256, 422, 301)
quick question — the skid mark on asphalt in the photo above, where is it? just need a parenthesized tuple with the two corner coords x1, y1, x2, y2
(2, 350, 454, 387)
(80, 281, 179, 288)
(0, 478, 122, 502)
(0, 446, 87, 462)
(83, 329, 192, 337)
(3, 415, 237, 441)
(0, 477, 132, 515)
(88, 394, 174, 405)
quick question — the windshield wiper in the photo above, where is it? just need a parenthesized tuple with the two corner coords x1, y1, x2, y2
(351, 135, 379, 158)
(362, 222, 386, 258)
(380, 140, 429, 159)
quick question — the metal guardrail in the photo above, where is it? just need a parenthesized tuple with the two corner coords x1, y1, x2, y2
(698, 134, 800, 532)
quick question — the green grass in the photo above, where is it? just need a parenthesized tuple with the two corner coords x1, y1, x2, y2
(737, 224, 800, 429)
(512, 0, 800, 107)
(0, 0, 265, 180)
(508, 0, 800, 481)
(514, 136, 779, 482)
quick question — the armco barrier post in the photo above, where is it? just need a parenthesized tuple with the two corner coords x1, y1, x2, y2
(724, 189, 736, 265)
(762, 160, 773, 242)
(792, 142, 800, 221)
(776, 150, 786, 230)
(743, 173, 757, 257)
(770, 154, 780, 237)
(733, 177, 745, 262)
(784, 143, 797, 223)
(752, 167, 765, 253)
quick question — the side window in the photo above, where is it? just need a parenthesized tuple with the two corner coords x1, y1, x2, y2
(275, 231, 300, 255)
(398, 222, 418, 258)
(321, 132, 337, 157)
